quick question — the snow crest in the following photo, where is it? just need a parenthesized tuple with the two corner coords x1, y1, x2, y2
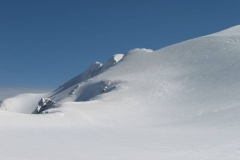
(212, 25, 240, 35)
(59, 54, 124, 90)
(126, 48, 153, 56)
(98, 54, 124, 74)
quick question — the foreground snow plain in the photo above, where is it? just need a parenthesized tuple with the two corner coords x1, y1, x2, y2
(1, 26, 240, 159)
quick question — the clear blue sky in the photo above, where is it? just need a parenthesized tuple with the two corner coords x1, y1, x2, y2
(1, 0, 240, 88)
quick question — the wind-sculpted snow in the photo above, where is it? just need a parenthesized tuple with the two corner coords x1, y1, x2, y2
(1, 26, 240, 160)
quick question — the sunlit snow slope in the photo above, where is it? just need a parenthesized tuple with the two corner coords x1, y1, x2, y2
(1, 26, 240, 126)
(1, 26, 240, 160)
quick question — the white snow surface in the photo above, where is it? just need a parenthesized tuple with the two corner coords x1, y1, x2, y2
(1, 26, 240, 159)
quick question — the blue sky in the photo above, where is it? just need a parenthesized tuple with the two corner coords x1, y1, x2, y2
(1, 0, 240, 89)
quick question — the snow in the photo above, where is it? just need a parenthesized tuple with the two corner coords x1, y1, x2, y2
(1, 26, 240, 159)
(57, 54, 123, 91)
(0, 93, 47, 114)
(214, 25, 240, 35)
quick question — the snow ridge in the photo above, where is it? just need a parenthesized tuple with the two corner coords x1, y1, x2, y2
(98, 54, 124, 74)
(58, 54, 124, 90)
(212, 25, 240, 35)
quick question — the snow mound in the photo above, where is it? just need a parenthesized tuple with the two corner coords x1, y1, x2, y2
(126, 48, 153, 56)
(0, 93, 47, 114)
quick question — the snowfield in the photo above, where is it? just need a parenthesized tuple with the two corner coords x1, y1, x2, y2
(1, 26, 240, 160)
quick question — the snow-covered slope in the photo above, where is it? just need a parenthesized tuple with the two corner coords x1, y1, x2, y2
(1, 26, 240, 160)
(58, 54, 124, 90)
